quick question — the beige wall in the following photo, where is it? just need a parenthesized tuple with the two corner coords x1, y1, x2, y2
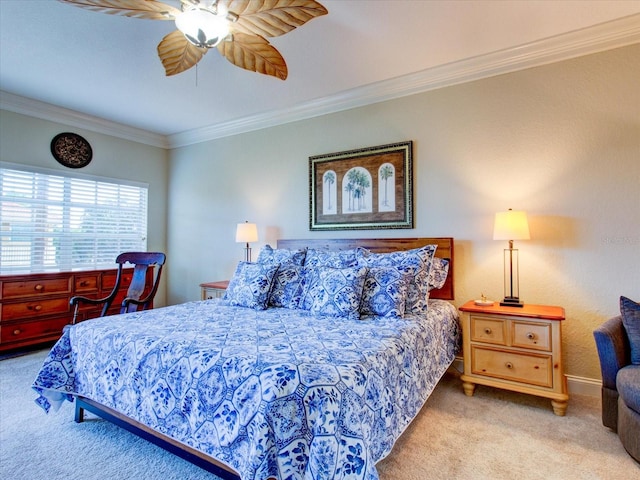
(168, 44, 639, 382)
(0, 111, 170, 306)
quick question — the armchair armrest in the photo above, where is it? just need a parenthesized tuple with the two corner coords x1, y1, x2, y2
(70, 292, 117, 324)
(70, 294, 111, 307)
(594, 315, 631, 389)
(121, 292, 155, 312)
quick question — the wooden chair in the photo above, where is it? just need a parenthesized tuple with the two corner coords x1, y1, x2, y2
(70, 252, 166, 324)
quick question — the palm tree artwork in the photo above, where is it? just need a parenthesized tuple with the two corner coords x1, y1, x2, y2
(343, 167, 372, 213)
(379, 163, 395, 212)
(323, 171, 336, 214)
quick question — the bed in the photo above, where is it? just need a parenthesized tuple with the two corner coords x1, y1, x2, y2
(33, 237, 459, 480)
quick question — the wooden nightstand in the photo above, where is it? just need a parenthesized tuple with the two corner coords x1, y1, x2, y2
(459, 300, 568, 416)
(200, 280, 229, 300)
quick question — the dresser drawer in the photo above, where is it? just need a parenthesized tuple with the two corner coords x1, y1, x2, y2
(471, 316, 507, 345)
(471, 345, 552, 388)
(1, 297, 70, 321)
(512, 321, 551, 351)
(1, 317, 69, 344)
(74, 273, 100, 294)
(1, 277, 71, 299)
(102, 270, 133, 291)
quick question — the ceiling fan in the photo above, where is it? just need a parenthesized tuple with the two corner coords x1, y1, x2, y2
(59, 0, 328, 79)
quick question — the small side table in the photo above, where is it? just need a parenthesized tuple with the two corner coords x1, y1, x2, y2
(200, 280, 229, 300)
(459, 300, 569, 416)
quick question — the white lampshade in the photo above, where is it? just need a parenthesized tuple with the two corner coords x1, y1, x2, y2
(493, 210, 530, 241)
(175, 6, 230, 48)
(235, 222, 258, 243)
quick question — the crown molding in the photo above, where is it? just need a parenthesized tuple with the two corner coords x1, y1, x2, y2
(2, 14, 639, 150)
(0, 91, 169, 149)
(169, 13, 640, 148)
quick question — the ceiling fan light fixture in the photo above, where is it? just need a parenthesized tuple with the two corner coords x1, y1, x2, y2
(175, 6, 229, 48)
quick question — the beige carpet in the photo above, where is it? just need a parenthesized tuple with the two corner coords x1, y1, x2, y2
(378, 371, 639, 479)
(1, 350, 638, 479)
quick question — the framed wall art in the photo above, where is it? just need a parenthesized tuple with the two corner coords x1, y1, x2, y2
(309, 141, 413, 231)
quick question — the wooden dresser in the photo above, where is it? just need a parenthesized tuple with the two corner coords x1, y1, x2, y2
(0, 268, 150, 352)
(459, 300, 568, 416)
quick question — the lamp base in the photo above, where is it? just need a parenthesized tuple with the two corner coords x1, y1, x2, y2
(500, 297, 524, 308)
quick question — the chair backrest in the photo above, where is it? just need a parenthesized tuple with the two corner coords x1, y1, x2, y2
(115, 252, 166, 314)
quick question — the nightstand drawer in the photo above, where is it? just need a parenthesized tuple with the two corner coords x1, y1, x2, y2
(471, 316, 507, 345)
(471, 345, 552, 388)
(512, 321, 551, 351)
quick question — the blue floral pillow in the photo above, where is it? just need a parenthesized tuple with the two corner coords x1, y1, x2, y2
(360, 266, 408, 319)
(257, 245, 306, 266)
(223, 262, 279, 310)
(269, 264, 305, 309)
(428, 257, 450, 292)
(303, 248, 361, 269)
(621, 296, 640, 364)
(301, 266, 368, 320)
(357, 245, 437, 315)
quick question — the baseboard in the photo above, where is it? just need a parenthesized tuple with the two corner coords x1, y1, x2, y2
(451, 357, 464, 374)
(566, 375, 601, 398)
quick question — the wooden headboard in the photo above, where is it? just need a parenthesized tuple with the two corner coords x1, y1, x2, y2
(277, 237, 454, 300)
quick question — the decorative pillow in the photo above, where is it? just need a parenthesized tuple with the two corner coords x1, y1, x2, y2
(301, 266, 368, 320)
(269, 264, 305, 308)
(428, 257, 450, 292)
(620, 296, 640, 365)
(357, 244, 437, 315)
(303, 248, 360, 269)
(223, 262, 279, 310)
(257, 245, 306, 266)
(360, 266, 408, 319)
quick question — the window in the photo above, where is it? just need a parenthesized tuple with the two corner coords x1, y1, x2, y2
(0, 164, 148, 274)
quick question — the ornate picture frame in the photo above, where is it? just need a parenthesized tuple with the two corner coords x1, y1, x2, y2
(309, 141, 413, 231)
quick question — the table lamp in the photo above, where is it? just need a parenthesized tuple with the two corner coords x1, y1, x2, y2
(493, 209, 530, 307)
(235, 221, 258, 262)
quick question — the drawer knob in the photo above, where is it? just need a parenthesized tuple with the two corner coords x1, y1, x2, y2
(484, 328, 492, 335)
(526, 332, 536, 340)
(34, 284, 44, 291)
(80, 281, 88, 287)
(29, 304, 43, 312)
(505, 362, 514, 369)
(13, 329, 21, 336)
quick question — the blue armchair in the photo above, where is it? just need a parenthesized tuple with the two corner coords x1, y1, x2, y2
(593, 315, 640, 462)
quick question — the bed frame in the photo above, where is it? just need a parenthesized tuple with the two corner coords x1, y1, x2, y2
(73, 237, 454, 479)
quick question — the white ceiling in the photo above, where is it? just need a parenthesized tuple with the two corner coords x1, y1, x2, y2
(1, 0, 639, 148)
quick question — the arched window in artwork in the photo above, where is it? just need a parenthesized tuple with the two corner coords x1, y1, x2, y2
(378, 163, 395, 212)
(342, 167, 372, 214)
(322, 170, 337, 215)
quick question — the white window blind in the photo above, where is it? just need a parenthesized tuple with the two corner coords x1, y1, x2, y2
(0, 165, 148, 274)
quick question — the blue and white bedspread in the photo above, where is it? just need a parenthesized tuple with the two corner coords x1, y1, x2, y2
(33, 299, 460, 480)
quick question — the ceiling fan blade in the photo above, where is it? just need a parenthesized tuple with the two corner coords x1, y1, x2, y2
(217, 33, 287, 80)
(222, 0, 328, 38)
(58, 0, 181, 20)
(158, 30, 207, 76)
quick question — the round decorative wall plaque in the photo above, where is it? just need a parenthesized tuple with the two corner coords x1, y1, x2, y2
(50, 132, 93, 168)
